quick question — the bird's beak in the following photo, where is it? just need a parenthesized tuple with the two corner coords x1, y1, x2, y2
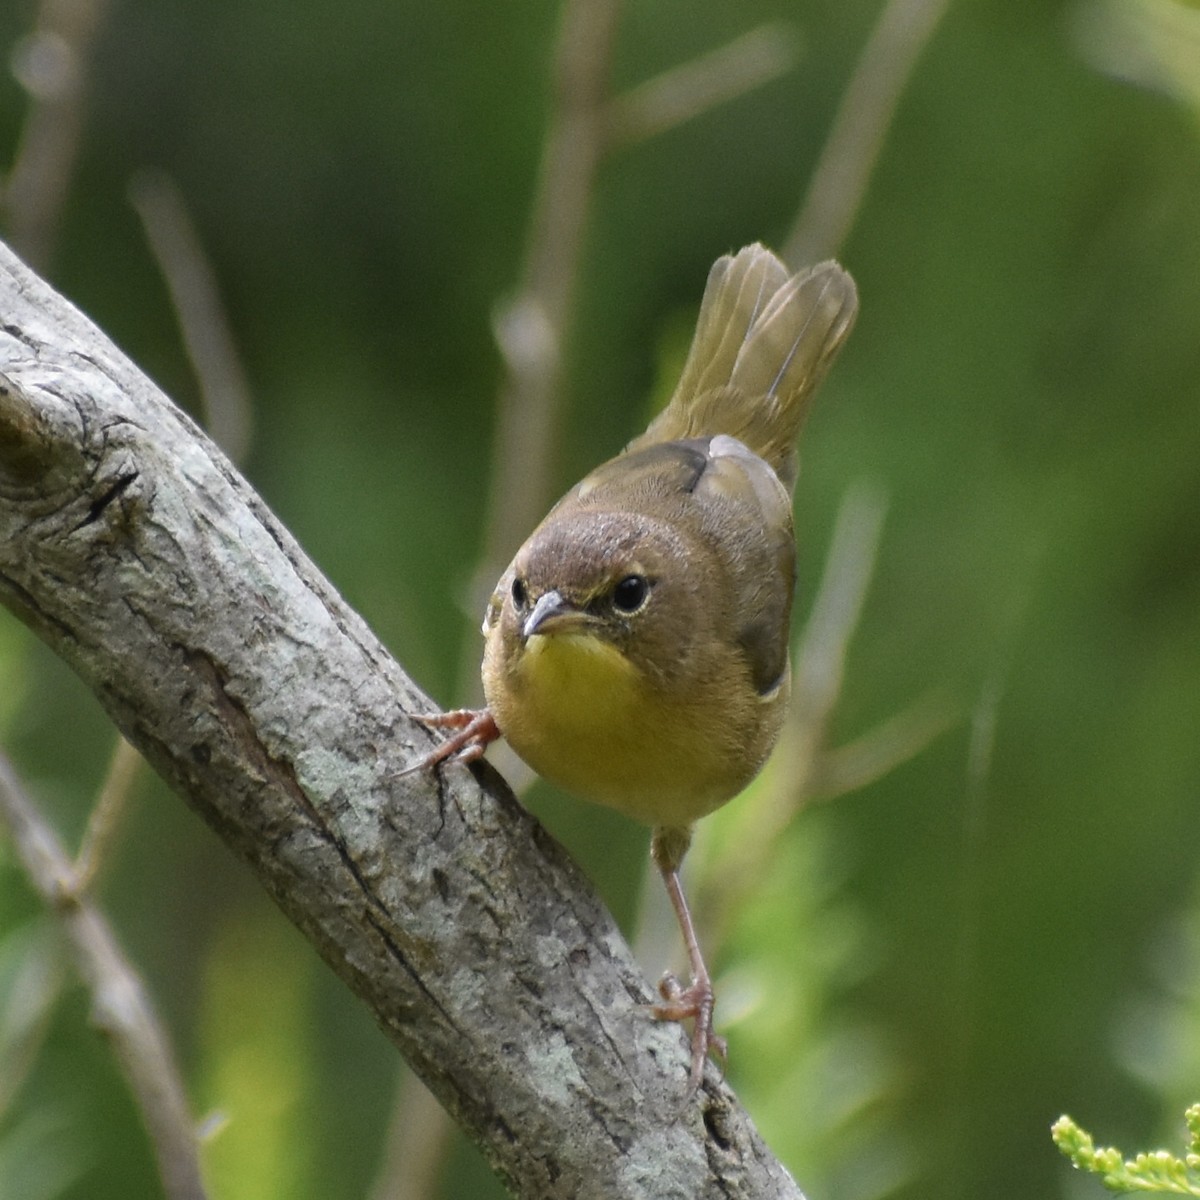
(522, 590, 581, 640)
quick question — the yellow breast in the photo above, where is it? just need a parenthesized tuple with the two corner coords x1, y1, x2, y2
(484, 628, 777, 830)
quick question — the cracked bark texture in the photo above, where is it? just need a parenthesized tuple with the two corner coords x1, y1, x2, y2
(0, 239, 805, 1200)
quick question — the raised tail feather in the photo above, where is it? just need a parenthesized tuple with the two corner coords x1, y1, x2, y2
(632, 244, 858, 491)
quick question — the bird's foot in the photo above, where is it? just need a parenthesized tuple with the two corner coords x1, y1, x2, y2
(401, 708, 501, 774)
(651, 970, 726, 1097)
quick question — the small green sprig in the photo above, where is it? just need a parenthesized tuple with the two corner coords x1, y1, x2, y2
(1052, 1107, 1200, 1195)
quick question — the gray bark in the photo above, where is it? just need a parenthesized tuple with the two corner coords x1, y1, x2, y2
(0, 238, 804, 1200)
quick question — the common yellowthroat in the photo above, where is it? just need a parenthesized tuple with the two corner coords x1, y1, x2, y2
(417, 244, 857, 1092)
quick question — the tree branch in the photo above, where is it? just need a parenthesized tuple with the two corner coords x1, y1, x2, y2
(0, 238, 804, 1197)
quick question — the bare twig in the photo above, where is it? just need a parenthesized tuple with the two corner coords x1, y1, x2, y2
(693, 484, 890, 925)
(783, 0, 952, 266)
(128, 169, 255, 464)
(789, 483, 890, 755)
(367, 1074, 456, 1200)
(466, 0, 623, 670)
(942, 671, 1003, 1157)
(2, 0, 111, 270)
(769, 482, 890, 824)
(0, 922, 66, 1122)
(808, 689, 957, 801)
(70, 733, 144, 894)
(0, 751, 209, 1200)
(1073, 0, 1200, 113)
(606, 24, 799, 148)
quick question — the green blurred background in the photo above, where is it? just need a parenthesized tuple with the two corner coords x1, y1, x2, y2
(2, 0, 1200, 1198)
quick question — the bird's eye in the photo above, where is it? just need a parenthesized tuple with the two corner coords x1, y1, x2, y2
(611, 574, 649, 614)
(511, 577, 527, 608)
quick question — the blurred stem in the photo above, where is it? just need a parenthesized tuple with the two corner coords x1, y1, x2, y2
(606, 23, 799, 148)
(128, 169, 255, 465)
(71, 733, 144, 893)
(783, 0, 952, 266)
(0, 750, 209, 1200)
(2, 0, 110, 271)
(808, 689, 956, 800)
(367, 1073, 455, 1200)
(785, 482, 890, 779)
(696, 483, 890, 933)
(940, 673, 1002, 1191)
(467, 0, 623, 687)
(0, 922, 67, 1123)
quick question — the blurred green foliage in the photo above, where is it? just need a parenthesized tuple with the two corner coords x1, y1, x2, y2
(2, 1, 1200, 1198)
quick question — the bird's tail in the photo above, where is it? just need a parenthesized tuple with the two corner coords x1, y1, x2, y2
(631, 244, 858, 490)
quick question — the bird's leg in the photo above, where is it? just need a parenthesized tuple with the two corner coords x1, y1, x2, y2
(649, 826, 726, 1095)
(401, 708, 502, 773)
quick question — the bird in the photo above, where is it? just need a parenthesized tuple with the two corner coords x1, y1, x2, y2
(414, 243, 858, 1094)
